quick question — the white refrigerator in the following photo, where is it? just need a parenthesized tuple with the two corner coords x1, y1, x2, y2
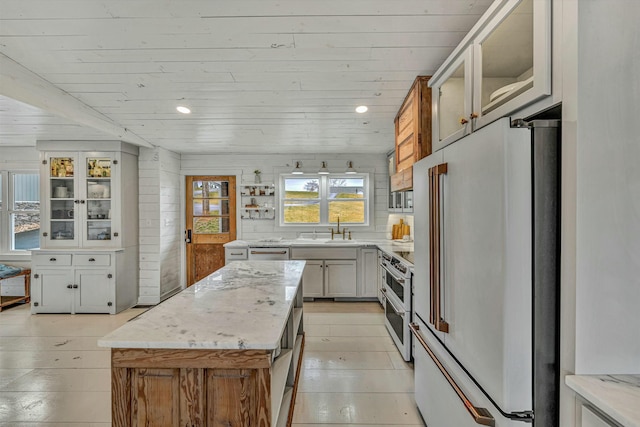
(412, 118, 559, 427)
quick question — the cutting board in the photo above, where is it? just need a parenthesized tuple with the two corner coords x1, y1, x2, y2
(392, 219, 410, 240)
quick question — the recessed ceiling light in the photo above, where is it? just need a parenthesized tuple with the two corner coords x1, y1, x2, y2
(176, 106, 191, 114)
(355, 105, 368, 113)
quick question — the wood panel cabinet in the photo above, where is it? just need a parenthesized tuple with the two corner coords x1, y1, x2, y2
(391, 76, 432, 191)
(109, 282, 305, 427)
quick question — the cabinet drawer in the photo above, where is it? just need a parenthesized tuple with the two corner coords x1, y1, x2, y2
(74, 254, 111, 266)
(291, 247, 357, 260)
(225, 248, 248, 260)
(33, 254, 72, 266)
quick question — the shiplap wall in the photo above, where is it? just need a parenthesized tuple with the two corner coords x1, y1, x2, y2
(138, 147, 181, 304)
(179, 153, 405, 242)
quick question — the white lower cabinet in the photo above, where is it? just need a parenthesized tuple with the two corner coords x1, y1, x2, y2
(324, 260, 356, 297)
(358, 248, 378, 298)
(31, 249, 137, 314)
(581, 405, 616, 427)
(299, 260, 356, 298)
(291, 247, 357, 299)
(302, 260, 325, 298)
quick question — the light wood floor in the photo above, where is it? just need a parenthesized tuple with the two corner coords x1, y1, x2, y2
(0, 300, 425, 426)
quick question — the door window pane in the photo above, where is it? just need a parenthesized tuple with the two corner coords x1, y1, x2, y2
(193, 199, 229, 216)
(194, 217, 230, 234)
(193, 181, 228, 198)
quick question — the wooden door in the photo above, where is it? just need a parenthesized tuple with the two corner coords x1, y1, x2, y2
(186, 176, 236, 286)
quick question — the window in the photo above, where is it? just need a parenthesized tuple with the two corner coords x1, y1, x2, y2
(280, 174, 369, 226)
(0, 171, 40, 252)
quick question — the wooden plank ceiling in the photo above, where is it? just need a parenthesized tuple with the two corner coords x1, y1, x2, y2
(0, 0, 492, 154)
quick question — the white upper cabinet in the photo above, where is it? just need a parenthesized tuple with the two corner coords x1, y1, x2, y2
(431, 0, 551, 151)
(37, 141, 139, 249)
(431, 47, 474, 148)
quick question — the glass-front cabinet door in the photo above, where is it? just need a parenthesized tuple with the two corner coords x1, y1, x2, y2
(85, 156, 113, 243)
(472, 0, 551, 129)
(431, 46, 473, 151)
(43, 152, 118, 248)
(47, 154, 78, 246)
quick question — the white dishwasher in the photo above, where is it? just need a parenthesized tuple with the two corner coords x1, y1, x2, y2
(248, 247, 290, 260)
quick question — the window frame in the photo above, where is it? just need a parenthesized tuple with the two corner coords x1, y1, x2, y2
(0, 170, 41, 253)
(279, 173, 370, 227)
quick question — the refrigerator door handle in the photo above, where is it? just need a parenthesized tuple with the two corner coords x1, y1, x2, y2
(410, 322, 495, 426)
(429, 163, 449, 333)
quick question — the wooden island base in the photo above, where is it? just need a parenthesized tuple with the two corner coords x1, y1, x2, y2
(111, 334, 305, 427)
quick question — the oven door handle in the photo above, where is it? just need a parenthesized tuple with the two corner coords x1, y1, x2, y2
(380, 263, 405, 284)
(384, 291, 404, 317)
(409, 322, 495, 426)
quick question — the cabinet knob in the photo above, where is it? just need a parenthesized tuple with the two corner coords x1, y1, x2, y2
(470, 112, 478, 119)
(67, 284, 73, 289)
(49, 257, 57, 262)
(460, 117, 469, 125)
(107, 274, 113, 279)
(107, 302, 113, 307)
(113, 232, 119, 237)
(73, 284, 78, 289)
(74, 200, 80, 204)
(80, 200, 85, 204)
(88, 258, 95, 262)
(43, 232, 48, 237)
(34, 274, 40, 279)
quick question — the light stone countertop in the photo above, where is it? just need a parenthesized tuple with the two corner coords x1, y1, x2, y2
(223, 239, 414, 267)
(98, 260, 305, 350)
(566, 374, 640, 427)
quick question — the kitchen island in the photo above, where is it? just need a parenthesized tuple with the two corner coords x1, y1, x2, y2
(99, 260, 305, 427)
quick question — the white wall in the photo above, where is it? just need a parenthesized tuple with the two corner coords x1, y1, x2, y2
(574, 0, 640, 374)
(138, 147, 181, 304)
(180, 153, 394, 241)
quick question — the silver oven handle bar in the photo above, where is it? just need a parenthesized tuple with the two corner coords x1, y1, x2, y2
(382, 289, 404, 317)
(380, 263, 405, 283)
(409, 322, 495, 426)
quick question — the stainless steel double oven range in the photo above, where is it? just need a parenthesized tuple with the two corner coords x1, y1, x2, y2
(380, 250, 413, 361)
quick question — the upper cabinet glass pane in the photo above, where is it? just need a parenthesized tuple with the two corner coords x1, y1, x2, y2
(50, 157, 74, 178)
(192, 181, 229, 199)
(439, 62, 466, 142)
(480, 0, 534, 114)
(87, 158, 111, 178)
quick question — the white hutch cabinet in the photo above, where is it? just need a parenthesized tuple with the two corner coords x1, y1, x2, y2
(31, 141, 139, 314)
